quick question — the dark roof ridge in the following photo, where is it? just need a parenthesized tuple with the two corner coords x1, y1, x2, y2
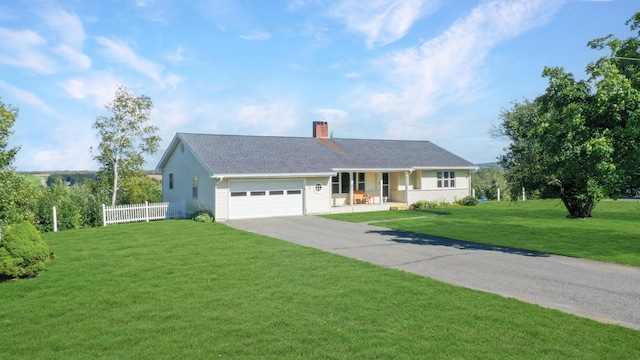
(178, 132, 436, 143)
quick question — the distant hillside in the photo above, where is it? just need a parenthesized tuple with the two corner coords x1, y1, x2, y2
(475, 162, 503, 170)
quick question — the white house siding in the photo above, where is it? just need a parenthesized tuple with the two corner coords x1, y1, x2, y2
(407, 188, 470, 204)
(162, 141, 215, 216)
(214, 179, 229, 221)
(304, 176, 331, 214)
(410, 170, 471, 203)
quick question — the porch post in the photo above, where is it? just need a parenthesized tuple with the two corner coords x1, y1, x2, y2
(379, 173, 383, 204)
(350, 175, 354, 212)
(404, 171, 410, 205)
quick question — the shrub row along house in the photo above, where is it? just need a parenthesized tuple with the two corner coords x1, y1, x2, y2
(156, 122, 477, 220)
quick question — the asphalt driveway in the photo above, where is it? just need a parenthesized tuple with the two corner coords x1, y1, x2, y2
(227, 215, 640, 330)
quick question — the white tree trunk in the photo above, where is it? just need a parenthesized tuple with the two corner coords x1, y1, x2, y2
(111, 159, 119, 206)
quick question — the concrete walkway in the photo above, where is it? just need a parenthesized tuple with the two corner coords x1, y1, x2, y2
(227, 215, 640, 330)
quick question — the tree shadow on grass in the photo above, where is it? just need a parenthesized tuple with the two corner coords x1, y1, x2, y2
(365, 228, 551, 258)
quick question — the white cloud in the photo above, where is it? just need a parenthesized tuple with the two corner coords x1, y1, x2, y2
(39, 6, 91, 70)
(0, 80, 56, 115)
(329, 0, 438, 47)
(53, 44, 91, 70)
(95, 36, 178, 88)
(0, 28, 55, 73)
(239, 31, 272, 41)
(165, 46, 186, 64)
(40, 7, 86, 48)
(360, 0, 563, 139)
(313, 108, 349, 129)
(235, 102, 299, 135)
(59, 72, 121, 107)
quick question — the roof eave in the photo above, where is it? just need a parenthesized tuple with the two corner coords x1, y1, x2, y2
(211, 172, 336, 179)
(414, 166, 479, 170)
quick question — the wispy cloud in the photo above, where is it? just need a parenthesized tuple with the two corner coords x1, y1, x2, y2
(165, 46, 186, 64)
(39, 5, 91, 70)
(95, 36, 180, 88)
(239, 31, 272, 41)
(360, 0, 564, 138)
(0, 80, 56, 115)
(59, 71, 121, 107)
(0, 28, 55, 73)
(235, 102, 299, 135)
(329, 0, 438, 47)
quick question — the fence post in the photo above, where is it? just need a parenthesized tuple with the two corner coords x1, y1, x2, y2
(53, 206, 58, 232)
(102, 204, 107, 226)
(522, 187, 526, 201)
(472, 188, 475, 198)
(497, 188, 501, 202)
(145, 201, 150, 222)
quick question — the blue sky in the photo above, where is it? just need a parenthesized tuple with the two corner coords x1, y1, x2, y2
(0, 0, 636, 171)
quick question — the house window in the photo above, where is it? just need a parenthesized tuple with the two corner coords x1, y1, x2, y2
(357, 172, 365, 191)
(192, 176, 198, 198)
(169, 173, 174, 190)
(332, 172, 366, 193)
(382, 172, 389, 197)
(437, 171, 456, 188)
(341, 172, 350, 193)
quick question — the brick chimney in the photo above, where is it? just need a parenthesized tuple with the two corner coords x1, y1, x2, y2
(313, 121, 328, 138)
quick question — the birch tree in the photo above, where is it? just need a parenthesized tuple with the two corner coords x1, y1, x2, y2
(92, 85, 160, 206)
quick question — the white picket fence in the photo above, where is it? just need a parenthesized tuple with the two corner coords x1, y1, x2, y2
(102, 200, 186, 226)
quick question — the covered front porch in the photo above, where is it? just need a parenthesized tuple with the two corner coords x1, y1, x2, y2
(330, 170, 413, 207)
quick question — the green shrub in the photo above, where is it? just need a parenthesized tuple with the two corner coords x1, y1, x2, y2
(0, 221, 54, 278)
(191, 210, 214, 223)
(412, 200, 428, 209)
(459, 196, 479, 206)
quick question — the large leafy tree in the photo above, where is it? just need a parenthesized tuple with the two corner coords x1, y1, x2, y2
(92, 85, 161, 206)
(0, 98, 34, 225)
(495, 14, 640, 218)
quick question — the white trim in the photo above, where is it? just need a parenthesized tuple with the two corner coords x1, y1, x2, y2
(414, 166, 478, 170)
(156, 134, 215, 177)
(212, 172, 335, 179)
(332, 168, 411, 172)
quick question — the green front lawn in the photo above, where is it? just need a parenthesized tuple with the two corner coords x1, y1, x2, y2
(1, 220, 638, 359)
(323, 199, 640, 266)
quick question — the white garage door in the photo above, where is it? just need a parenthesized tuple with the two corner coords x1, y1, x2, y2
(229, 180, 304, 219)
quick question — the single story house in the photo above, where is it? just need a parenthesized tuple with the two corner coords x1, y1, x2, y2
(156, 122, 477, 220)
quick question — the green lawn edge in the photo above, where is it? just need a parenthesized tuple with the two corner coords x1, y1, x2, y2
(322, 199, 640, 267)
(1, 220, 638, 359)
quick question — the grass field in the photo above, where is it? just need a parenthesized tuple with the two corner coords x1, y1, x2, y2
(323, 199, 640, 266)
(1, 220, 639, 359)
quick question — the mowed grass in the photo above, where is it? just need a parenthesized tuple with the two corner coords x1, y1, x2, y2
(323, 199, 640, 266)
(1, 221, 639, 359)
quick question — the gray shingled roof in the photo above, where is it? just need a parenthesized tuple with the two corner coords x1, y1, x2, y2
(167, 132, 475, 176)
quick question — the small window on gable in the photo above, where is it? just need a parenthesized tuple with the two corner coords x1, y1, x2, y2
(169, 173, 174, 189)
(192, 176, 198, 198)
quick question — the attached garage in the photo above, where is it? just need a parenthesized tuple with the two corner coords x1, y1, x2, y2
(228, 180, 304, 219)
